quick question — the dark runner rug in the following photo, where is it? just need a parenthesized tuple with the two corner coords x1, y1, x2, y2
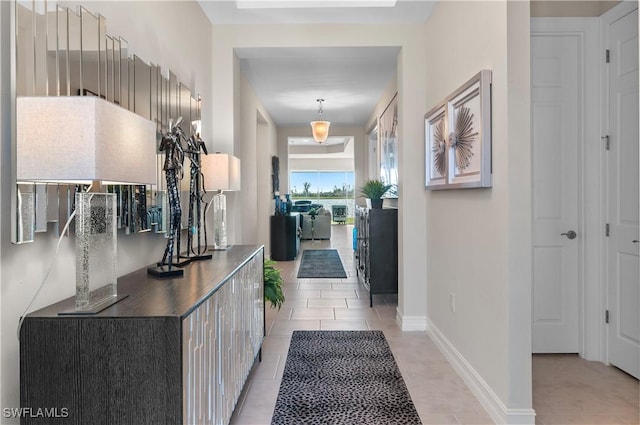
(271, 330, 422, 425)
(297, 249, 347, 278)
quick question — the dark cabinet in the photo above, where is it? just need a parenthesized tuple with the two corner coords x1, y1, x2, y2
(270, 214, 300, 261)
(355, 206, 398, 306)
(19, 246, 264, 425)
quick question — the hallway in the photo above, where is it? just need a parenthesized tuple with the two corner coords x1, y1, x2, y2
(230, 224, 639, 425)
(230, 224, 491, 424)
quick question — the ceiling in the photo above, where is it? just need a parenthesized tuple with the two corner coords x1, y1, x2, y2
(197, 0, 437, 149)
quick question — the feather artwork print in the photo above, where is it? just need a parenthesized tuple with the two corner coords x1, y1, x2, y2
(449, 106, 478, 171)
(432, 118, 446, 176)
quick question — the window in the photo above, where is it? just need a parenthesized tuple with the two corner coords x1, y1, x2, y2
(290, 171, 355, 221)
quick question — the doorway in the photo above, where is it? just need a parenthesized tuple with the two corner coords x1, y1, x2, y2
(531, 0, 639, 379)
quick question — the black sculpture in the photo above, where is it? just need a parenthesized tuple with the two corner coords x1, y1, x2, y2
(183, 124, 211, 261)
(148, 118, 187, 278)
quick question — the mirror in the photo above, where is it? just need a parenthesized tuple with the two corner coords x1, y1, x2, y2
(150, 64, 159, 124)
(169, 70, 178, 121)
(80, 7, 99, 96)
(113, 37, 120, 105)
(105, 36, 114, 102)
(133, 55, 150, 119)
(57, 6, 69, 96)
(68, 8, 81, 97)
(119, 37, 128, 110)
(35, 183, 47, 233)
(12, 1, 203, 243)
(16, 1, 34, 97)
(17, 184, 35, 243)
(179, 83, 192, 134)
(46, 184, 60, 236)
(98, 15, 106, 97)
(46, 6, 56, 95)
(33, 1, 47, 96)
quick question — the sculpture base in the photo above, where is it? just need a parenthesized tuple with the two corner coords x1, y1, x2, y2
(58, 294, 129, 316)
(147, 265, 184, 279)
(157, 257, 191, 268)
(180, 253, 213, 261)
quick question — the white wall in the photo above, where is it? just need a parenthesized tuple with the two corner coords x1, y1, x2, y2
(423, 1, 532, 422)
(0, 2, 213, 419)
(237, 68, 278, 253)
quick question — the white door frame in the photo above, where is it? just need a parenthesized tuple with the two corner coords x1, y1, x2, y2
(531, 17, 602, 361)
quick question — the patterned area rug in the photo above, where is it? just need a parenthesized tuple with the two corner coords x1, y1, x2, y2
(297, 249, 347, 278)
(271, 331, 422, 425)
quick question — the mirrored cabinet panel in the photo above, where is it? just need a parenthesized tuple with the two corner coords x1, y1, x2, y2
(12, 1, 201, 243)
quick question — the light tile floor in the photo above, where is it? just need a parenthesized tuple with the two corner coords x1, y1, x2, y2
(533, 354, 639, 425)
(231, 225, 491, 425)
(230, 225, 640, 425)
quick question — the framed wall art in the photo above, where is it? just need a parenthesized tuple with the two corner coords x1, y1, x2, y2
(424, 102, 447, 189)
(379, 93, 398, 197)
(424, 70, 492, 190)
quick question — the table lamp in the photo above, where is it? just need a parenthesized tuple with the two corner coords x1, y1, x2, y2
(201, 153, 241, 250)
(17, 96, 157, 313)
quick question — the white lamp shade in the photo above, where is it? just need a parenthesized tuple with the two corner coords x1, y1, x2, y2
(17, 96, 157, 185)
(310, 120, 330, 143)
(201, 153, 241, 191)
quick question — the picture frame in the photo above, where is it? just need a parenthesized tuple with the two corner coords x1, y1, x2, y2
(424, 70, 492, 190)
(424, 102, 447, 189)
(379, 93, 398, 198)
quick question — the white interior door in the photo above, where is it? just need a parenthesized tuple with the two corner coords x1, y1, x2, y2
(531, 31, 581, 353)
(606, 6, 639, 379)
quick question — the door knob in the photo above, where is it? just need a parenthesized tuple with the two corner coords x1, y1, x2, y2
(561, 230, 577, 240)
(633, 240, 639, 243)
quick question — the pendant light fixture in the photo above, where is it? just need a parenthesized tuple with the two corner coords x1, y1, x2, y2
(310, 98, 330, 144)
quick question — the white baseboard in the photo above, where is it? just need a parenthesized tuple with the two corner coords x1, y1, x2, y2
(395, 311, 427, 331)
(426, 319, 536, 425)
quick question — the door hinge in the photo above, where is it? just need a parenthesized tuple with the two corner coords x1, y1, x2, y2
(605, 310, 610, 324)
(601, 135, 610, 150)
(605, 49, 610, 63)
(606, 223, 610, 237)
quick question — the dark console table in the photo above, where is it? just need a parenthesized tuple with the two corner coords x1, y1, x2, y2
(270, 214, 300, 261)
(19, 245, 264, 425)
(355, 207, 398, 306)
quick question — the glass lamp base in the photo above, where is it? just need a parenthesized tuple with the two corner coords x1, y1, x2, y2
(74, 192, 118, 310)
(212, 192, 228, 250)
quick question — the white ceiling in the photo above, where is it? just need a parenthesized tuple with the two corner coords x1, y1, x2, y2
(235, 46, 401, 127)
(197, 0, 436, 151)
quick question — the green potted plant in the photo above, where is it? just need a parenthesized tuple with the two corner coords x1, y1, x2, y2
(264, 259, 285, 310)
(360, 179, 392, 209)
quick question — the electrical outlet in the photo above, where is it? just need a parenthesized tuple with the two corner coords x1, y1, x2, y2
(449, 292, 456, 313)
